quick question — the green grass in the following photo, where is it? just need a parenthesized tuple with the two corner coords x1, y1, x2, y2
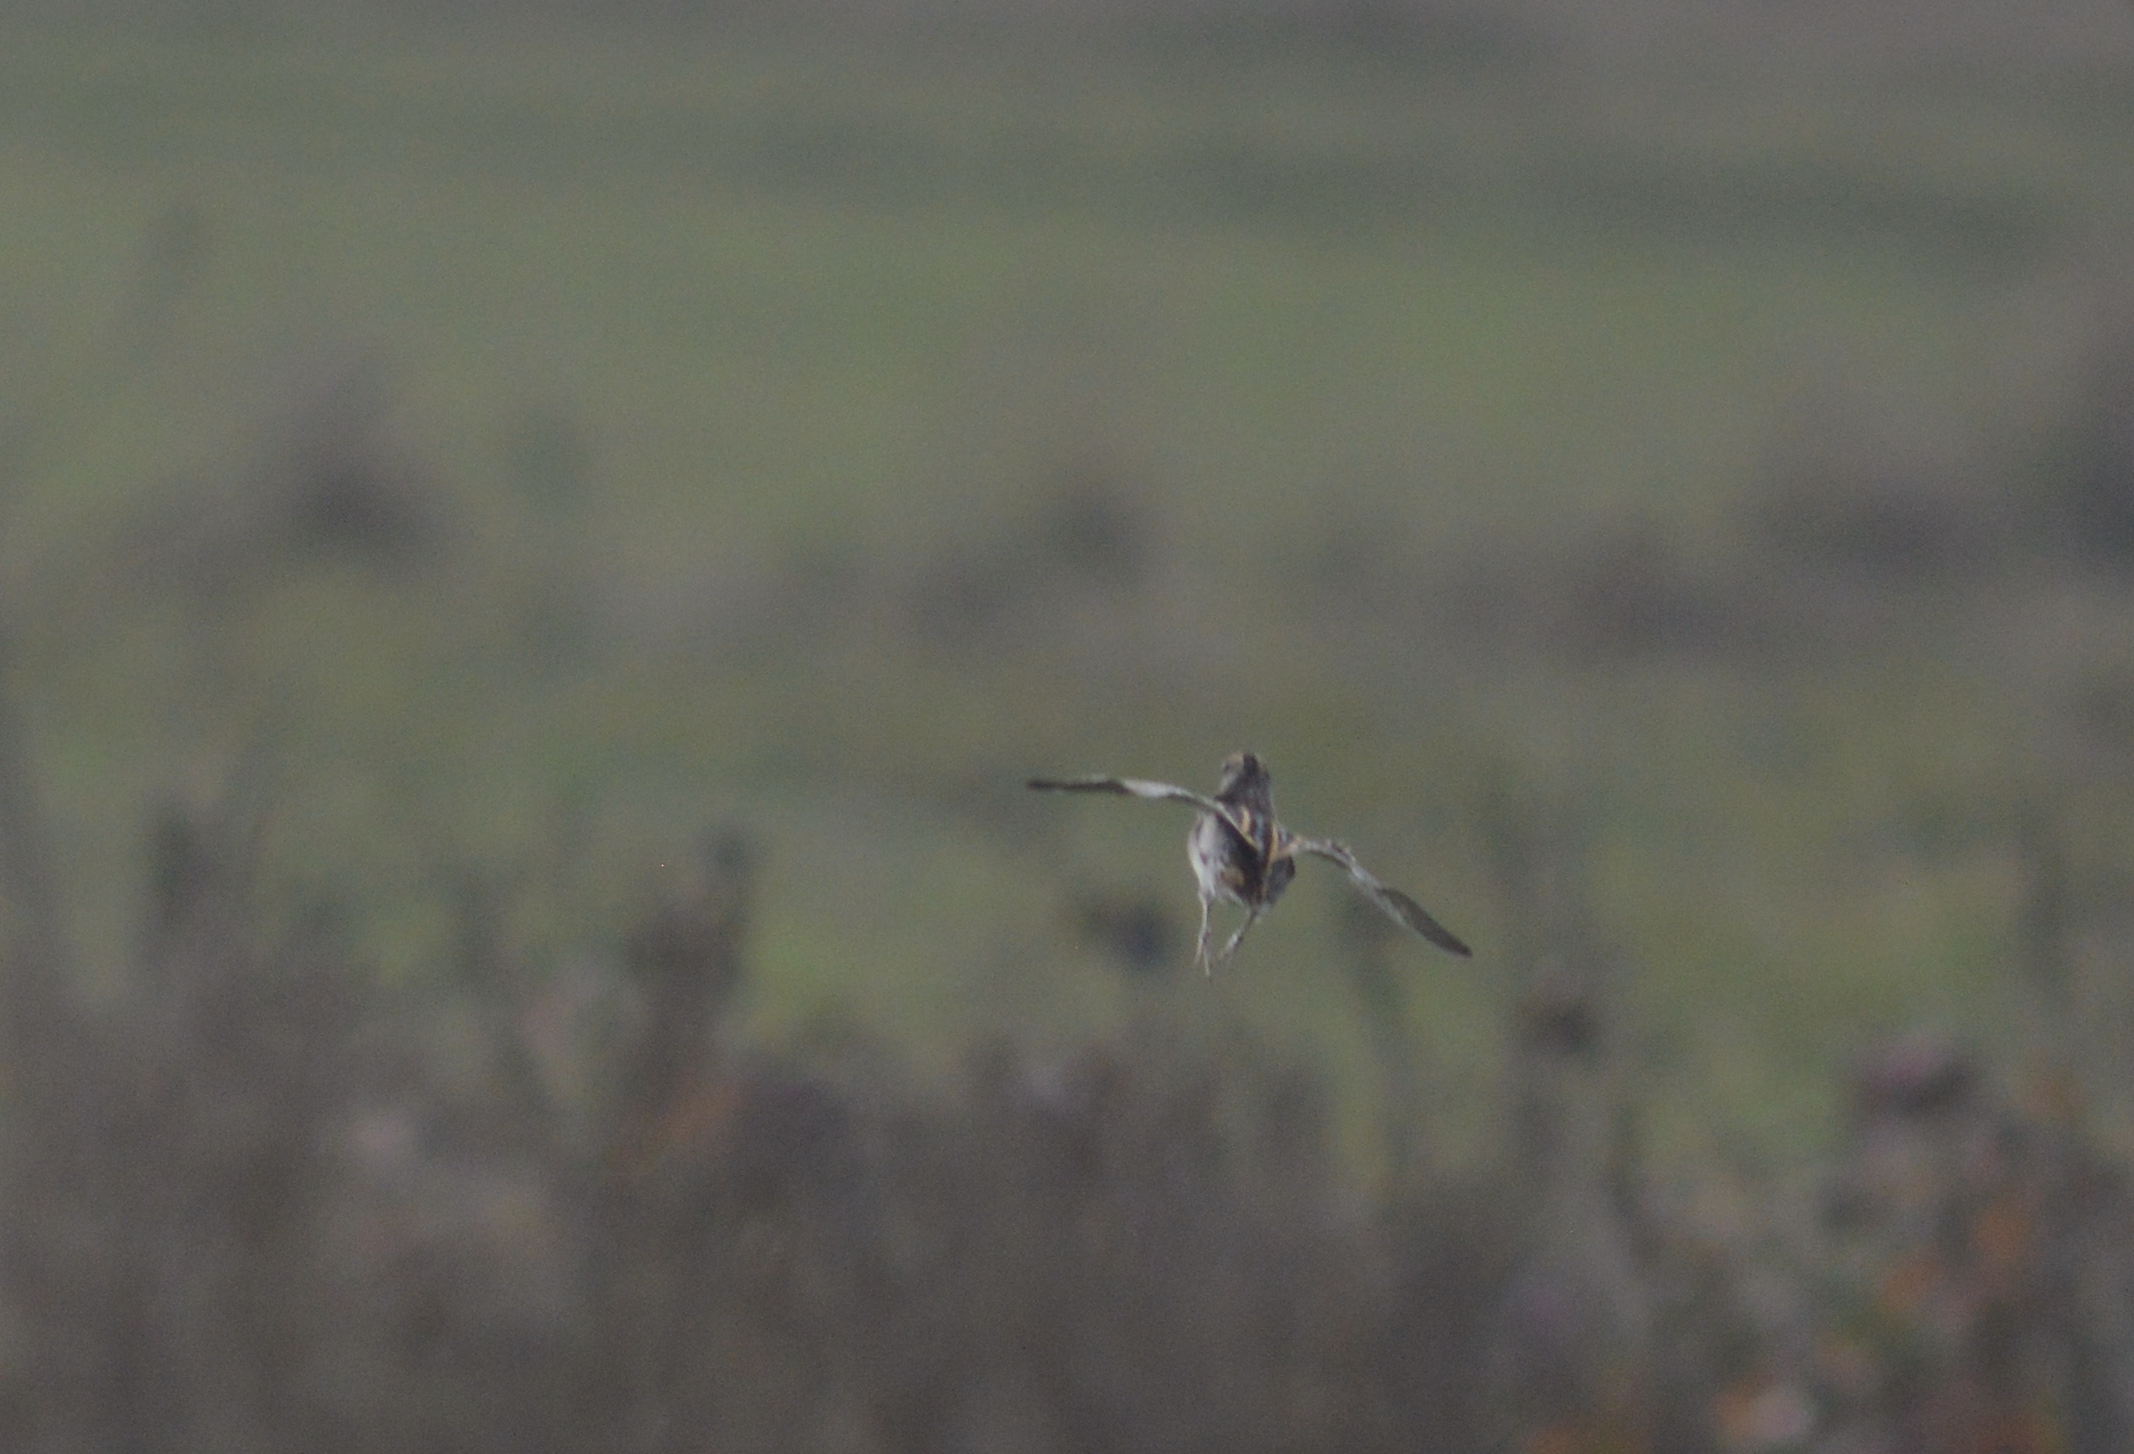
(2, 21, 2131, 1172)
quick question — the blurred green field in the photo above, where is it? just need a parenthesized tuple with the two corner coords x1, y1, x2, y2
(3, 22, 2133, 1175)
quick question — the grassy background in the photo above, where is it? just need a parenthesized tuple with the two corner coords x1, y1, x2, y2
(3, 16, 2134, 1178)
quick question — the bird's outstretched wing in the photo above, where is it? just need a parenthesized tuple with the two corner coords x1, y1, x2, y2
(1027, 775, 1248, 837)
(1294, 836, 1471, 957)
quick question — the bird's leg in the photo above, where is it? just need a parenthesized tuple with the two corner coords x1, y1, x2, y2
(1214, 906, 1265, 969)
(1195, 896, 1215, 975)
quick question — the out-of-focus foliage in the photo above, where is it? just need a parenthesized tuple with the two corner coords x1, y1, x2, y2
(0, 796, 2129, 1453)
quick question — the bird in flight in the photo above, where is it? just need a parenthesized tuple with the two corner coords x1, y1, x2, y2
(1028, 752, 1471, 973)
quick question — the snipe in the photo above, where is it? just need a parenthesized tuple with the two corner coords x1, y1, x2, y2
(1029, 752, 1471, 972)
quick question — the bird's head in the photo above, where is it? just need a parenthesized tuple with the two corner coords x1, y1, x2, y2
(1216, 751, 1273, 808)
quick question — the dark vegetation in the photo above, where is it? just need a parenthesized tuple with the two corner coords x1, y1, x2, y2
(2, 770, 2134, 1452)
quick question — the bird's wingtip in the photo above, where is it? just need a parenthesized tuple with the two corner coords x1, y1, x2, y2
(1423, 916, 1474, 958)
